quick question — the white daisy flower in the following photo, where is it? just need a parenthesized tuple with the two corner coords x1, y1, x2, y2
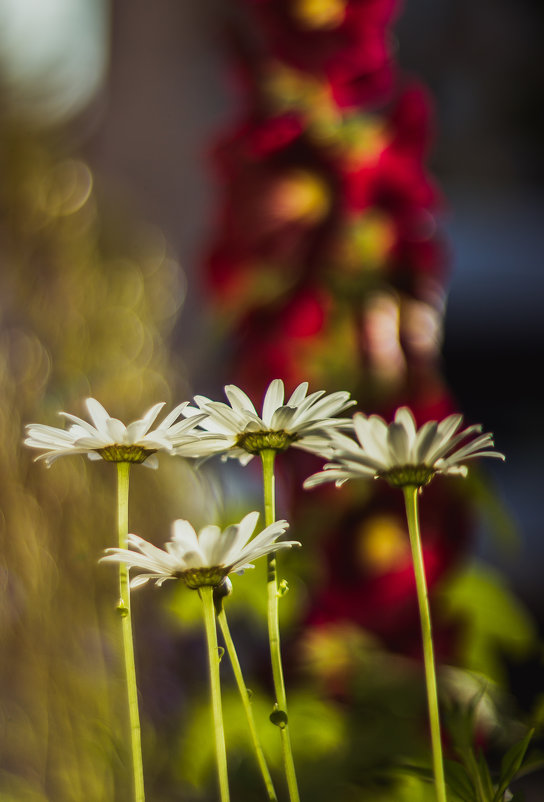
(24, 397, 213, 468)
(100, 512, 300, 589)
(304, 407, 505, 490)
(181, 379, 356, 464)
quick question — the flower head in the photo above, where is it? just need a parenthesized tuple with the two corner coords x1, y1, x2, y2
(182, 379, 356, 464)
(24, 398, 212, 468)
(100, 512, 300, 589)
(304, 407, 505, 490)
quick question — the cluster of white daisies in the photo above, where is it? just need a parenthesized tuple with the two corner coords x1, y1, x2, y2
(25, 380, 504, 588)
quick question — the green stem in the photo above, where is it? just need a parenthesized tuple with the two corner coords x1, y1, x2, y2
(403, 486, 447, 802)
(261, 449, 300, 802)
(116, 462, 145, 802)
(201, 585, 230, 802)
(217, 605, 278, 801)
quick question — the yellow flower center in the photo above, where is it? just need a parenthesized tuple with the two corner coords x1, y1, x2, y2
(97, 445, 156, 464)
(180, 567, 228, 589)
(236, 430, 298, 454)
(379, 465, 435, 488)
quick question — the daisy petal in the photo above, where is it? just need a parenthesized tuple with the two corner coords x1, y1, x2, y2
(153, 402, 183, 431)
(395, 407, 417, 446)
(287, 382, 309, 407)
(224, 385, 257, 416)
(262, 380, 285, 426)
(85, 398, 111, 432)
(387, 422, 410, 464)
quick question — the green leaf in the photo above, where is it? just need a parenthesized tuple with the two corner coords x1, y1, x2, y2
(477, 750, 495, 800)
(444, 685, 487, 753)
(493, 729, 534, 802)
(395, 761, 434, 784)
(444, 758, 478, 802)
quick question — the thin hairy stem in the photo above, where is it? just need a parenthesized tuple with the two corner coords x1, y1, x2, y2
(403, 486, 447, 802)
(261, 449, 300, 802)
(217, 605, 277, 801)
(201, 586, 230, 802)
(116, 462, 145, 802)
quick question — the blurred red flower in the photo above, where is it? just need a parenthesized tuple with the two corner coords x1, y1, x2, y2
(206, 85, 446, 320)
(239, 0, 400, 108)
(205, 111, 341, 305)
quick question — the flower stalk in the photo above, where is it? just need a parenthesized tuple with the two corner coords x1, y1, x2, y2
(201, 585, 230, 802)
(216, 602, 277, 801)
(403, 486, 446, 802)
(261, 448, 300, 802)
(116, 462, 145, 802)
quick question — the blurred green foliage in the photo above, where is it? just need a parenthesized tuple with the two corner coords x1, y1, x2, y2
(439, 563, 537, 686)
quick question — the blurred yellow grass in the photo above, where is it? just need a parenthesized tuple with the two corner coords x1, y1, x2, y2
(0, 123, 207, 800)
